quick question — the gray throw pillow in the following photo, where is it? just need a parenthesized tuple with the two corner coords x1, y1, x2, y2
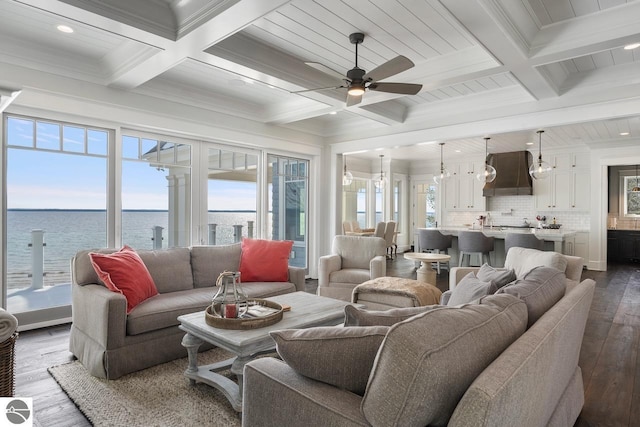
(270, 325, 389, 395)
(447, 272, 497, 306)
(496, 266, 566, 327)
(361, 294, 527, 426)
(344, 304, 441, 327)
(477, 263, 516, 290)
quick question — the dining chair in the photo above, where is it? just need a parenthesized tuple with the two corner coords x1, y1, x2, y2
(383, 221, 397, 259)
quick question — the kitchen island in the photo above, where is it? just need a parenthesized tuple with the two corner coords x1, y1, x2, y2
(416, 227, 578, 267)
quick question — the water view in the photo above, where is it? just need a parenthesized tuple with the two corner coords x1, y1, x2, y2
(7, 209, 257, 289)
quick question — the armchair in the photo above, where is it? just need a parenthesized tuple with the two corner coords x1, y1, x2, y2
(317, 235, 387, 301)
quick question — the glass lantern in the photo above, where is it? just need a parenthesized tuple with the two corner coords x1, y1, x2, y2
(211, 271, 248, 318)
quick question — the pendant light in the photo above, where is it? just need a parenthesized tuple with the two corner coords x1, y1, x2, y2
(529, 130, 552, 180)
(433, 142, 450, 184)
(342, 156, 353, 186)
(374, 154, 386, 190)
(632, 164, 640, 192)
(477, 137, 497, 183)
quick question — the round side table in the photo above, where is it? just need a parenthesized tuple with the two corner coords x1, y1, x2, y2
(403, 252, 451, 285)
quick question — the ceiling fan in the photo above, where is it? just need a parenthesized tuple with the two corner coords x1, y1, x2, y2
(296, 32, 423, 106)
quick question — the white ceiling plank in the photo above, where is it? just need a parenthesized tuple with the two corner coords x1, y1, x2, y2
(541, 0, 575, 22)
(569, 0, 601, 17)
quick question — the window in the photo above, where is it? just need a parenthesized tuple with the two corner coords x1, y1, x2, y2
(267, 155, 309, 269)
(624, 175, 640, 216)
(5, 115, 108, 320)
(343, 178, 368, 228)
(207, 148, 258, 245)
(121, 134, 192, 248)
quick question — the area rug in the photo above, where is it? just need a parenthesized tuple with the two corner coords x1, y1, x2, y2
(48, 348, 243, 427)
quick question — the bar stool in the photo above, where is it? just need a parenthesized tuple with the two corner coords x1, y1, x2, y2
(457, 230, 495, 267)
(504, 233, 544, 256)
(418, 229, 453, 274)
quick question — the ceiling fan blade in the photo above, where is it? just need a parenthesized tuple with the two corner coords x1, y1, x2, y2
(369, 82, 422, 95)
(346, 93, 362, 106)
(363, 55, 415, 82)
(291, 85, 345, 94)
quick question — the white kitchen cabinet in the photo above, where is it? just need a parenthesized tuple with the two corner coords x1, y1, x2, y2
(444, 160, 486, 211)
(534, 152, 590, 211)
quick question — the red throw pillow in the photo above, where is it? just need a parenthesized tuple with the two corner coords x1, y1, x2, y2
(89, 245, 158, 313)
(239, 238, 294, 282)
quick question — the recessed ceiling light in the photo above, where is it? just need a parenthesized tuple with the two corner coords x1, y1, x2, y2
(57, 25, 74, 33)
(526, 142, 534, 145)
(455, 149, 461, 153)
(624, 43, 640, 50)
(620, 132, 630, 136)
(329, 111, 337, 115)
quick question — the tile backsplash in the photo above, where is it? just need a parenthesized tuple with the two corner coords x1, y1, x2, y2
(442, 195, 590, 231)
(607, 214, 640, 230)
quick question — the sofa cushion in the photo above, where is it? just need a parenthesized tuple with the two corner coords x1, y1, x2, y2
(73, 248, 118, 286)
(446, 272, 497, 306)
(89, 245, 158, 313)
(137, 247, 194, 293)
(330, 268, 372, 285)
(344, 304, 439, 327)
(190, 244, 242, 288)
(241, 281, 296, 299)
(504, 247, 568, 278)
(239, 238, 294, 282)
(361, 294, 528, 427)
(270, 326, 389, 395)
(477, 263, 516, 289)
(496, 266, 566, 328)
(126, 287, 214, 335)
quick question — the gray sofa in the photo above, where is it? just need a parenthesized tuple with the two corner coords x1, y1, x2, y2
(243, 248, 596, 426)
(69, 244, 305, 379)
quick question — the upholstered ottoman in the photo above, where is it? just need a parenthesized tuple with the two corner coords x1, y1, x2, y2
(351, 276, 442, 310)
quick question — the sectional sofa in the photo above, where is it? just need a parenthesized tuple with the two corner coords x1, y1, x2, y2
(69, 244, 305, 379)
(243, 248, 596, 426)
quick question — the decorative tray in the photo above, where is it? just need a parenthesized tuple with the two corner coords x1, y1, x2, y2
(205, 299, 284, 330)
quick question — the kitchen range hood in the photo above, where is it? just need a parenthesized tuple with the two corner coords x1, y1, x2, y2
(482, 151, 533, 196)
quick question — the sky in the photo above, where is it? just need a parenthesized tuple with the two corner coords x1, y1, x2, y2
(6, 117, 257, 211)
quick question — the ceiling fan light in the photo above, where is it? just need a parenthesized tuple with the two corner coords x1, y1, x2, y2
(348, 86, 365, 96)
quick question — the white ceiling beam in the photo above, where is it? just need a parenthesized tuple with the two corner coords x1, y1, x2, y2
(441, 0, 559, 100)
(529, 2, 640, 65)
(0, 88, 21, 113)
(106, 0, 293, 89)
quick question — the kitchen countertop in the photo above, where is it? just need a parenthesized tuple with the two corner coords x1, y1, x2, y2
(421, 227, 577, 242)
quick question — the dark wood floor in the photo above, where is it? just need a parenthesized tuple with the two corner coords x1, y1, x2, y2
(11, 257, 640, 426)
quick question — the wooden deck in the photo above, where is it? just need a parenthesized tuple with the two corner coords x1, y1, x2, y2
(13, 257, 640, 426)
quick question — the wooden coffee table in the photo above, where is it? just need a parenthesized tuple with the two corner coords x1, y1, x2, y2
(178, 292, 356, 412)
(403, 252, 451, 284)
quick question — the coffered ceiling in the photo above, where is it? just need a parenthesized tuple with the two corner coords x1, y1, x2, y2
(1, 0, 640, 161)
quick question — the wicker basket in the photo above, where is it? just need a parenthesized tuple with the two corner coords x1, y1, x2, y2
(205, 299, 283, 330)
(0, 332, 18, 397)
